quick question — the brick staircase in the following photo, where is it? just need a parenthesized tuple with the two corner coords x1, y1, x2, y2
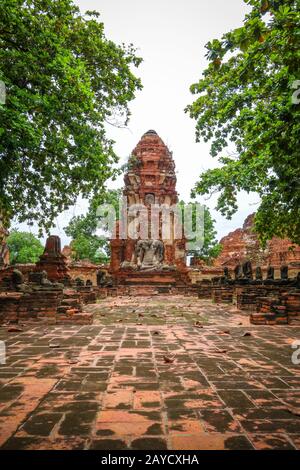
(56, 289, 94, 324)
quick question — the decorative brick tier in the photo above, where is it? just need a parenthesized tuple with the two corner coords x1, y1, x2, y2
(113, 269, 188, 286)
(96, 284, 198, 298)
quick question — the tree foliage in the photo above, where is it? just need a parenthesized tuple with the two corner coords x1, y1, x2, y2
(7, 230, 43, 264)
(0, 0, 142, 232)
(186, 0, 300, 245)
(65, 189, 121, 263)
(179, 201, 221, 263)
(199, 206, 222, 263)
(70, 234, 108, 264)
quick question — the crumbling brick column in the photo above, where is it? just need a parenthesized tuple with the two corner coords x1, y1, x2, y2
(35, 235, 71, 284)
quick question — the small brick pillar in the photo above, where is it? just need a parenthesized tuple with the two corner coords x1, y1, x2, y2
(35, 235, 71, 284)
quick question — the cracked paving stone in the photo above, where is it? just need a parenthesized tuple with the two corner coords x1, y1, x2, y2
(0, 295, 300, 450)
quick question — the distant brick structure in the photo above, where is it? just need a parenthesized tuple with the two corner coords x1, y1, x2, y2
(213, 214, 300, 278)
(67, 260, 105, 286)
(62, 245, 72, 262)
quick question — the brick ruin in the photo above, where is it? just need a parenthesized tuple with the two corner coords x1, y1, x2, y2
(192, 213, 300, 325)
(0, 236, 96, 325)
(1, 220, 299, 327)
(35, 235, 70, 284)
(212, 213, 300, 278)
(1, 133, 300, 326)
(62, 244, 108, 287)
(109, 130, 190, 296)
(196, 261, 300, 325)
(1, 231, 299, 326)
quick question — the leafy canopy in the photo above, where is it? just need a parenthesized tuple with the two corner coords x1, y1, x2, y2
(65, 189, 122, 263)
(70, 234, 108, 264)
(186, 0, 300, 245)
(0, 0, 142, 232)
(179, 201, 221, 263)
(7, 230, 43, 264)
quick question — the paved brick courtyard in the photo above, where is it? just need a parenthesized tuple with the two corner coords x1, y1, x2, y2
(0, 295, 300, 450)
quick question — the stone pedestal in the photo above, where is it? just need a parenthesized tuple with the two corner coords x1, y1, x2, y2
(212, 214, 300, 279)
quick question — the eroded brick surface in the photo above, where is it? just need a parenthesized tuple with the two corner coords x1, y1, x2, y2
(0, 295, 300, 450)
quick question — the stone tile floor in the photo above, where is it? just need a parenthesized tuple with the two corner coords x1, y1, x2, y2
(0, 295, 300, 450)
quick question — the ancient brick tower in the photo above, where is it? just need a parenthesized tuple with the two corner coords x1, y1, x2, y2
(110, 130, 187, 287)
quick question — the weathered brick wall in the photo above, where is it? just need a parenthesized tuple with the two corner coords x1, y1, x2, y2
(197, 280, 213, 299)
(67, 262, 107, 286)
(251, 290, 300, 325)
(75, 286, 97, 304)
(0, 286, 63, 324)
(251, 297, 288, 325)
(235, 285, 287, 311)
(283, 292, 300, 325)
(0, 293, 22, 323)
(211, 286, 234, 304)
(0, 283, 94, 325)
(188, 268, 223, 284)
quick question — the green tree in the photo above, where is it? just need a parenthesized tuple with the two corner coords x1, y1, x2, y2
(7, 230, 43, 264)
(70, 234, 108, 264)
(179, 201, 221, 264)
(199, 206, 222, 263)
(0, 0, 142, 234)
(186, 0, 300, 245)
(65, 189, 122, 263)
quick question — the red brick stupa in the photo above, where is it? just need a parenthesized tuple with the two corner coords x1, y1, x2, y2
(110, 130, 187, 288)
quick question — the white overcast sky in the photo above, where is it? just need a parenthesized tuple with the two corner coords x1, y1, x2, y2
(16, 0, 260, 246)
